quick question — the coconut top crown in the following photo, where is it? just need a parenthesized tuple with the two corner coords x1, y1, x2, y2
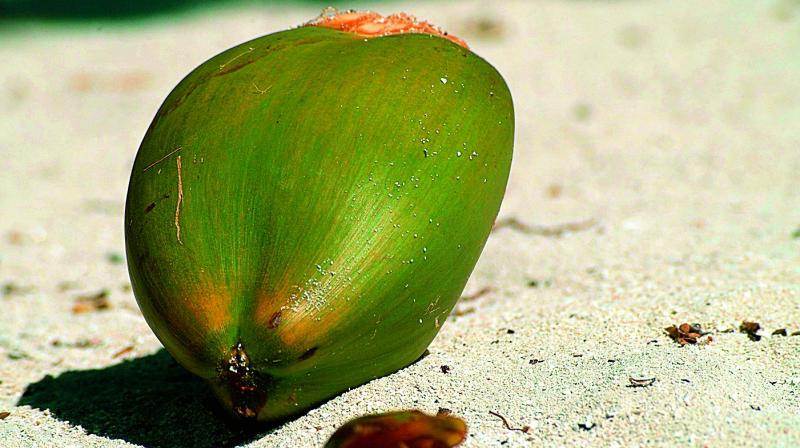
(306, 8, 468, 49)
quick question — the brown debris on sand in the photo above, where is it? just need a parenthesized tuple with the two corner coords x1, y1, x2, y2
(739, 321, 762, 342)
(71, 290, 111, 314)
(665, 323, 710, 346)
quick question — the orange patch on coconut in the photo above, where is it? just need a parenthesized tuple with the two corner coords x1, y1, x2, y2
(307, 9, 468, 49)
(254, 282, 351, 348)
(182, 279, 231, 333)
(276, 308, 346, 348)
(253, 286, 290, 328)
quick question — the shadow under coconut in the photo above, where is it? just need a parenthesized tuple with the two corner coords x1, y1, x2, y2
(17, 349, 277, 448)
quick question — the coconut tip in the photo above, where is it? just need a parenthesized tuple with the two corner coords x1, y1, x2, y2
(306, 7, 469, 49)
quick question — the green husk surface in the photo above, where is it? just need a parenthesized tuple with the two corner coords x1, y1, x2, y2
(125, 25, 513, 421)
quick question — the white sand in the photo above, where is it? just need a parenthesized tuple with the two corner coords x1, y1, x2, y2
(1, 0, 799, 446)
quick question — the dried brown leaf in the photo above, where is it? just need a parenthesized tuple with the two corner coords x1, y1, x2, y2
(324, 410, 467, 448)
(665, 323, 707, 345)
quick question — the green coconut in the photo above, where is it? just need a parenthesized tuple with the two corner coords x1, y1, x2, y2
(125, 11, 514, 422)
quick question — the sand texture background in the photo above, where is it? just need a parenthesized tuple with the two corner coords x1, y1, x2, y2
(1, 0, 799, 446)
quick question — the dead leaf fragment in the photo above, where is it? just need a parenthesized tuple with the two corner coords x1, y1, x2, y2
(665, 323, 707, 345)
(0, 411, 9, 419)
(740, 321, 762, 341)
(72, 290, 111, 314)
(628, 377, 656, 387)
(324, 410, 467, 448)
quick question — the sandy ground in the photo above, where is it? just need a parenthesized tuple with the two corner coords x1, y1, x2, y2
(1, 0, 799, 446)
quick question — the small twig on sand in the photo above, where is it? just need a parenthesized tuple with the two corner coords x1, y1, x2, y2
(492, 217, 596, 237)
(451, 307, 475, 317)
(489, 411, 530, 433)
(112, 346, 135, 359)
(460, 286, 494, 302)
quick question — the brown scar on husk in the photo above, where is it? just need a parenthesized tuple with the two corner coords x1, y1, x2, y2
(267, 311, 282, 329)
(175, 155, 184, 245)
(142, 146, 182, 172)
(298, 346, 318, 361)
(143, 193, 171, 214)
